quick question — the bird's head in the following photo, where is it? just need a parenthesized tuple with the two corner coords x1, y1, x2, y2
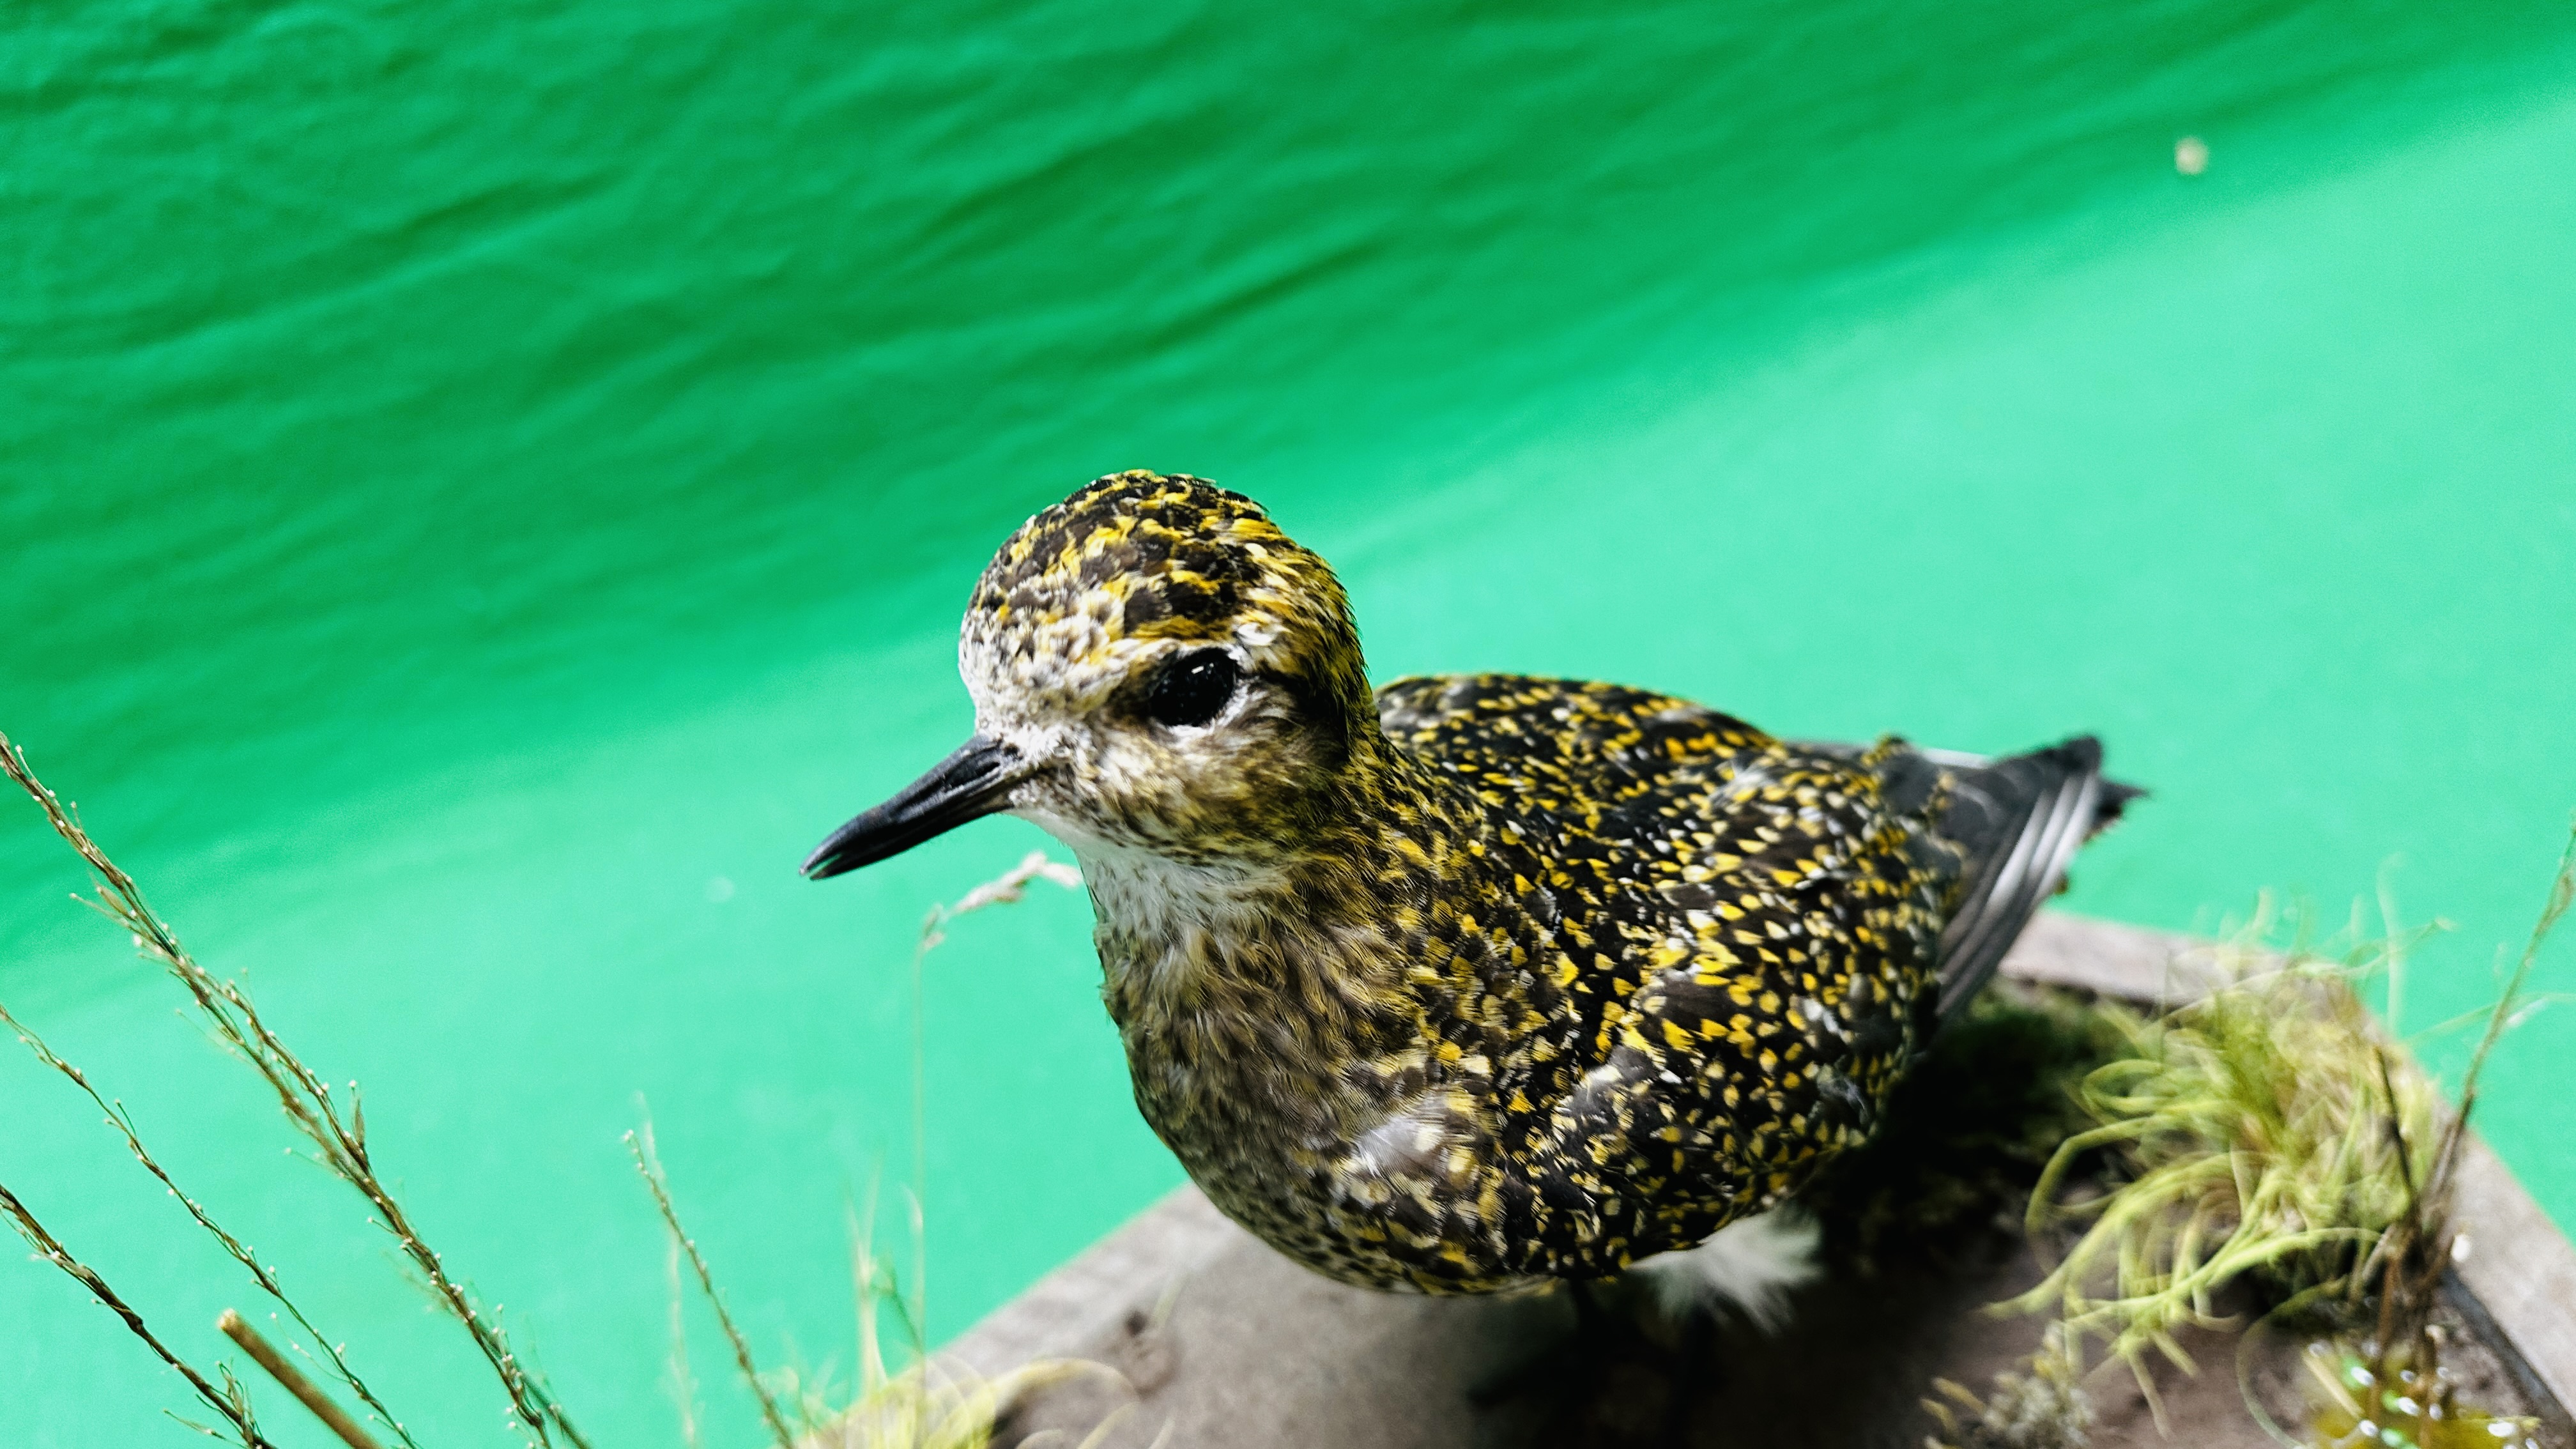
(803, 472, 1377, 880)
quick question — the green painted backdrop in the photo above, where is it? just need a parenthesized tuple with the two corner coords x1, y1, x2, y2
(6, 1, 2575, 1443)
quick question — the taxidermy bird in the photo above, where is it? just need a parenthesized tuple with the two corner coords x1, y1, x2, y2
(804, 471, 2132, 1311)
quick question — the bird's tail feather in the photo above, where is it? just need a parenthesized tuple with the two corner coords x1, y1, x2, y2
(1928, 735, 2136, 1020)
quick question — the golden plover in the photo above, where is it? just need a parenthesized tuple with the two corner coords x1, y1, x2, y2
(805, 471, 2133, 1296)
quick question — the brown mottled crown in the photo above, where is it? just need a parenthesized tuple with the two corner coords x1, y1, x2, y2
(960, 471, 1374, 745)
(972, 471, 1272, 640)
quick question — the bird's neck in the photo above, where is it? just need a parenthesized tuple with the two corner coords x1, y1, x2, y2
(1076, 737, 1485, 1117)
(1080, 737, 1466, 972)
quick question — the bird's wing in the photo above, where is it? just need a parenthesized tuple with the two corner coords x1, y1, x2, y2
(1374, 675, 2135, 1267)
(1798, 735, 2140, 1020)
(1514, 737, 1954, 1256)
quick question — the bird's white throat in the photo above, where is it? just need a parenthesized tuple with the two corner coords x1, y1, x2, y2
(1031, 824, 1295, 993)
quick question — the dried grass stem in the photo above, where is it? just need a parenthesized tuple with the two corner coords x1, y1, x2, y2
(1, 732, 586, 1448)
(0, 1178, 274, 1448)
(218, 1310, 388, 1449)
(630, 1119, 801, 1449)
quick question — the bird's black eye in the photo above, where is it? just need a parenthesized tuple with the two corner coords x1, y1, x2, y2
(1146, 649, 1241, 729)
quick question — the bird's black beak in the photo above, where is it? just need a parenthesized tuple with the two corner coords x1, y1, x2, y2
(802, 734, 1026, 880)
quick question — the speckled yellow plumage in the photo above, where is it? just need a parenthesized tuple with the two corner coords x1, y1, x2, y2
(813, 471, 2131, 1296)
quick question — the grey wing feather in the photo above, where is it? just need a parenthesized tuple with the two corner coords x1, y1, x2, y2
(1924, 736, 2137, 1018)
(1793, 734, 2140, 1018)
